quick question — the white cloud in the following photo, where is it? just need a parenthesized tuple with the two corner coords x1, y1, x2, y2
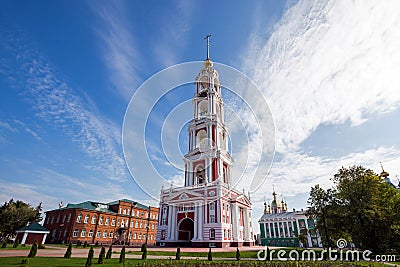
(91, 1, 142, 100)
(244, 0, 400, 153)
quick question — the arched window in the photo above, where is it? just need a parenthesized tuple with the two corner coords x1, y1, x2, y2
(81, 229, 87, 237)
(67, 213, 71, 222)
(196, 166, 205, 184)
(198, 100, 208, 117)
(73, 229, 79, 237)
(91, 215, 97, 224)
(99, 216, 104, 225)
(105, 217, 110, 226)
(196, 129, 207, 148)
(84, 214, 90, 224)
(76, 214, 82, 223)
(123, 208, 126, 215)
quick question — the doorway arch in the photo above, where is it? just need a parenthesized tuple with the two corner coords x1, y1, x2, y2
(178, 218, 194, 241)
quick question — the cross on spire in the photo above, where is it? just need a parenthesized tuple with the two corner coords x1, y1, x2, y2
(204, 34, 212, 60)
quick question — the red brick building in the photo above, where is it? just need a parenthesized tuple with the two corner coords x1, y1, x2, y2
(43, 199, 158, 246)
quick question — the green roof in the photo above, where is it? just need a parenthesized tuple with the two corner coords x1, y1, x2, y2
(47, 199, 150, 214)
(16, 222, 49, 232)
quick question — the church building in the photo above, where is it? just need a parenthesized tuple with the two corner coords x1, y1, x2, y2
(156, 39, 254, 247)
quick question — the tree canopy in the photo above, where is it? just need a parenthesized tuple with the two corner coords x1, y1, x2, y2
(0, 199, 42, 239)
(306, 165, 400, 253)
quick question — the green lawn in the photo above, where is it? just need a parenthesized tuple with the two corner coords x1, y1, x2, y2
(123, 250, 259, 259)
(0, 257, 388, 267)
(0, 244, 32, 250)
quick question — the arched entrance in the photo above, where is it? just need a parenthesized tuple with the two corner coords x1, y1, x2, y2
(178, 218, 194, 241)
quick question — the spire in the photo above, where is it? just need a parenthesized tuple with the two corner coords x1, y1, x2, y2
(204, 34, 212, 60)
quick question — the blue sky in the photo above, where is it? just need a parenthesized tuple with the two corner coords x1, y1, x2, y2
(1, 0, 400, 231)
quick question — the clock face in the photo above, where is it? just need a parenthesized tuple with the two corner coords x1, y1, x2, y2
(209, 190, 215, 196)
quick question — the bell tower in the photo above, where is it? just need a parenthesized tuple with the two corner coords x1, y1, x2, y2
(184, 36, 233, 187)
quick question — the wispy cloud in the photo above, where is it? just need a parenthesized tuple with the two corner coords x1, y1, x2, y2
(244, 0, 400, 153)
(1, 31, 128, 182)
(90, 1, 142, 100)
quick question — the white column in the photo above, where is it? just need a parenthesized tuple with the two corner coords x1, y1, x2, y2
(198, 204, 203, 240)
(21, 232, 28, 244)
(216, 200, 220, 223)
(193, 205, 198, 240)
(231, 204, 239, 241)
(170, 206, 176, 240)
(286, 223, 291, 238)
(242, 208, 248, 240)
(41, 233, 48, 244)
(189, 162, 193, 186)
(167, 206, 172, 239)
(305, 220, 312, 247)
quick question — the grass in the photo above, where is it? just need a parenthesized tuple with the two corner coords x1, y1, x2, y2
(0, 244, 32, 250)
(123, 250, 260, 259)
(0, 257, 390, 267)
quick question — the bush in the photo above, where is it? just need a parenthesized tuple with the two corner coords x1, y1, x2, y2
(1, 240, 6, 248)
(83, 241, 88, 248)
(106, 244, 112, 259)
(141, 243, 147, 260)
(38, 243, 45, 249)
(119, 246, 125, 263)
(76, 240, 82, 247)
(98, 246, 105, 264)
(64, 243, 72, 258)
(20, 258, 29, 265)
(27, 240, 38, 258)
(13, 239, 19, 248)
(176, 246, 181, 260)
(236, 248, 240, 261)
(208, 247, 212, 261)
(85, 246, 94, 267)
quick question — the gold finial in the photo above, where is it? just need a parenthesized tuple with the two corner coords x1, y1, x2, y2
(379, 162, 389, 178)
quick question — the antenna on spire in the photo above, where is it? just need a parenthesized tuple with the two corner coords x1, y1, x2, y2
(380, 161, 385, 172)
(204, 34, 212, 59)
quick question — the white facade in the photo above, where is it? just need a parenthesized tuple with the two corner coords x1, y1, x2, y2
(156, 58, 254, 247)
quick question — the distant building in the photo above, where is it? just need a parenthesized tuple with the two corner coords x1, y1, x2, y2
(258, 190, 322, 248)
(379, 164, 400, 193)
(44, 199, 158, 246)
(15, 222, 49, 245)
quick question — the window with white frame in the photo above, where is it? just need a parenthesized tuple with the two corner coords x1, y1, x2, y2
(161, 230, 166, 240)
(81, 229, 87, 237)
(123, 208, 126, 215)
(133, 233, 137, 239)
(130, 221, 133, 227)
(109, 231, 113, 238)
(99, 216, 104, 225)
(73, 229, 79, 237)
(103, 231, 107, 238)
(96, 230, 101, 238)
(84, 214, 90, 224)
(117, 219, 120, 227)
(111, 218, 115, 226)
(210, 229, 215, 239)
(210, 215, 215, 223)
(135, 221, 138, 228)
(88, 230, 94, 237)
(91, 215, 97, 224)
(67, 213, 71, 222)
(105, 217, 110, 226)
(138, 234, 142, 239)
(140, 222, 143, 228)
(77, 214, 82, 223)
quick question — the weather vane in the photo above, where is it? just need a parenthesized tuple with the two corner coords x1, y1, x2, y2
(204, 34, 212, 59)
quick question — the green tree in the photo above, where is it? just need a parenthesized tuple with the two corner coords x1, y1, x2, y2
(307, 165, 400, 253)
(0, 199, 41, 239)
(105, 244, 112, 259)
(85, 246, 94, 267)
(175, 246, 181, 260)
(27, 240, 38, 258)
(119, 246, 125, 263)
(98, 246, 105, 264)
(235, 247, 240, 261)
(208, 247, 212, 261)
(64, 243, 72, 258)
